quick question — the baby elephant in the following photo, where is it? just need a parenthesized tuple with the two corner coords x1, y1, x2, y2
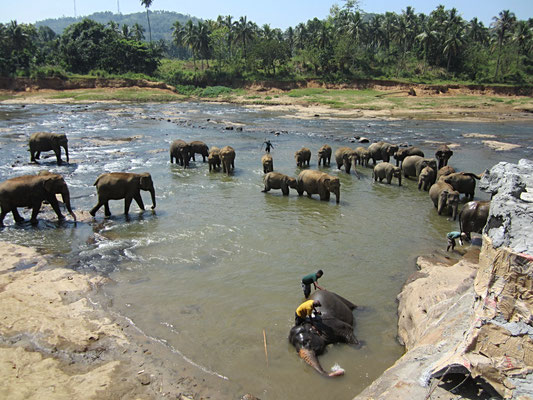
(261, 154, 274, 173)
(373, 162, 402, 186)
(295, 147, 311, 167)
(262, 172, 297, 195)
(90, 172, 156, 217)
(208, 146, 221, 172)
(418, 166, 436, 191)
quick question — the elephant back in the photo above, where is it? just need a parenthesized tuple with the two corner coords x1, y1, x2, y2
(309, 290, 357, 344)
(402, 155, 423, 177)
(189, 140, 209, 155)
(220, 146, 235, 160)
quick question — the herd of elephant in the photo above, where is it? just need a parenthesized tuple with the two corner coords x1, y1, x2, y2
(0, 130, 491, 378)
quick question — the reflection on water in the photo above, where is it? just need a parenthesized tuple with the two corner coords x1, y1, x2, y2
(0, 102, 531, 399)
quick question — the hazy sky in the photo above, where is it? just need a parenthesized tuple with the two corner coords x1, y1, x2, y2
(2, 0, 532, 29)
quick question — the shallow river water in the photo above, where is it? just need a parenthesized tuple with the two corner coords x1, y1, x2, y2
(0, 102, 531, 399)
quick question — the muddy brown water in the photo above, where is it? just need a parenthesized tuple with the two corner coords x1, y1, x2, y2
(0, 102, 531, 399)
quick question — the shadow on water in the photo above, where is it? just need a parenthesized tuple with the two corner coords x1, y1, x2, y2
(0, 103, 531, 399)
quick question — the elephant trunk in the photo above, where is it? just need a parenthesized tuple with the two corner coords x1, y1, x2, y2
(398, 174, 402, 186)
(64, 144, 69, 163)
(335, 189, 340, 204)
(298, 349, 344, 377)
(149, 188, 156, 209)
(61, 188, 76, 221)
(451, 202, 458, 221)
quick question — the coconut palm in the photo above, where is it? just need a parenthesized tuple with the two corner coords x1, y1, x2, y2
(492, 10, 516, 78)
(513, 20, 532, 69)
(140, 0, 153, 43)
(233, 16, 255, 60)
(132, 23, 145, 41)
(443, 23, 465, 72)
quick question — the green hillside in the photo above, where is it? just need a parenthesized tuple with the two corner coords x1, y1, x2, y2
(35, 10, 200, 42)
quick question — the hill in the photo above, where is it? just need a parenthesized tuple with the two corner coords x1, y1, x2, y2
(35, 10, 200, 42)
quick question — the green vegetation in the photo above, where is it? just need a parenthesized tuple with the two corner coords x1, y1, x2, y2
(48, 88, 184, 102)
(1, 2, 532, 90)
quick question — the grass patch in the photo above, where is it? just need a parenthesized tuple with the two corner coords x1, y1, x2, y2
(287, 88, 328, 97)
(49, 88, 184, 102)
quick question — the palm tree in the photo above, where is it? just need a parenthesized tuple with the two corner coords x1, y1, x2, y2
(217, 15, 234, 58)
(416, 23, 437, 67)
(513, 20, 532, 69)
(121, 24, 132, 39)
(443, 23, 465, 72)
(132, 23, 145, 41)
(467, 18, 487, 44)
(492, 10, 516, 78)
(140, 0, 153, 43)
(182, 20, 199, 68)
(233, 16, 255, 61)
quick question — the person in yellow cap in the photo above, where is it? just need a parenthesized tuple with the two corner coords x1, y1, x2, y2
(295, 299, 321, 326)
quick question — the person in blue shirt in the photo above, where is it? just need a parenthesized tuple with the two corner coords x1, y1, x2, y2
(447, 231, 467, 251)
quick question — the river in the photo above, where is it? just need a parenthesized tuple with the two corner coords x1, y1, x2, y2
(0, 102, 531, 399)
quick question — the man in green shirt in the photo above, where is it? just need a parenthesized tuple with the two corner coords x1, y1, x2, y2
(301, 270, 324, 299)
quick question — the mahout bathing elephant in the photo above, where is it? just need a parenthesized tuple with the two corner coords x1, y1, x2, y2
(297, 170, 340, 204)
(220, 146, 236, 175)
(368, 141, 399, 165)
(261, 154, 274, 173)
(170, 140, 191, 168)
(317, 145, 332, 167)
(335, 147, 358, 174)
(188, 141, 209, 162)
(394, 146, 424, 167)
(208, 147, 221, 172)
(29, 132, 69, 165)
(435, 144, 454, 170)
(89, 172, 156, 217)
(401, 155, 437, 178)
(429, 181, 460, 220)
(0, 173, 76, 226)
(289, 290, 358, 377)
(372, 162, 402, 185)
(443, 172, 482, 200)
(436, 166, 456, 182)
(459, 200, 490, 240)
(418, 166, 436, 191)
(295, 147, 311, 167)
(262, 172, 297, 195)
(354, 147, 371, 167)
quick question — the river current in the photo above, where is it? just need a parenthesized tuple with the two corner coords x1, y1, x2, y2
(0, 102, 531, 399)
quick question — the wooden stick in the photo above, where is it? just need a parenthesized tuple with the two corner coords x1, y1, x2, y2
(263, 329, 269, 367)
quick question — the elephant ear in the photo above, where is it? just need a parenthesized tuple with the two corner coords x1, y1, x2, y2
(43, 176, 60, 193)
(323, 178, 331, 189)
(139, 174, 152, 187)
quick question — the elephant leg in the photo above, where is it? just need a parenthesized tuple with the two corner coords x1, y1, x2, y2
(104, 202, 111, 217)
(124, 197, 133, 215)
(30, 202, 43, 223)
(54, 149, 63, 165)
(191, 154, 196, 162)
(282, 185, 289, 196)
(10, 207, 24, 223)
(89, 201, 103, 216)
(48, 196, 65, 220)
(30, 151, 36, 162)
(35, 151, 41, 160)
(297, 188, 304, 196)
(133, 192, 145, 211)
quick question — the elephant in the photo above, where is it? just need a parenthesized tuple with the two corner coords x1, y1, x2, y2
(0, 173, 76, 226)
(262, 172, 297, 195)
(368, 141, 399, 165)
(372, 162, 402, 185)
(295, 147, 311, 167)
(29, 132, 69, 165)
(261, 154, 274, 173)
(297, 170, 340, 204)
(89, 172, 156, 217)
(394, 146, 424, 167)
(436, 166, 456, 182)
(208, 147, 221, 172)
(188, 141, 209, 162)
(335, 147, 358, 174)
(418, 166, 436, 191)
(459, 200, 490, 241)
(429, 181, 460, 220)
(354, 147, 371, 167)
(435, 144, 454, 170)
(220, 146, 236, 175)
(289, 290, 358, 377)
(443, 172, 482, 200)
(317, 145, 332, 166)
(402, 155, 437, 178)
(170, 140, 191, 168)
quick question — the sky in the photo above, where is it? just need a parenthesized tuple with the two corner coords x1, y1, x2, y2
(2, 0, 532, 29)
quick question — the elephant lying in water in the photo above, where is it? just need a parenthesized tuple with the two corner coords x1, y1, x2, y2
(289, 290, 358, 377)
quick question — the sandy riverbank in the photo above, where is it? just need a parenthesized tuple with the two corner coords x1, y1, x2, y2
(2, 82, 533, 123)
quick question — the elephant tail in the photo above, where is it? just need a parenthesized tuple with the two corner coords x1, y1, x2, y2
(93, 176, 102, 186)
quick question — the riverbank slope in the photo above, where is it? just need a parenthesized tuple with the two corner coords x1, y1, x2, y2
(1, 77, 533, 122)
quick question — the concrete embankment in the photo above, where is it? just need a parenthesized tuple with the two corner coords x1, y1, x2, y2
(355, 159, 533, 400)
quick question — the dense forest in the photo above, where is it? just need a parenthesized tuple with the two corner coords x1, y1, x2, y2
(1, 2, 532, 88)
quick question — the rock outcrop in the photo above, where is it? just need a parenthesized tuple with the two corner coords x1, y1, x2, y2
(356, 159, 533, 400)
